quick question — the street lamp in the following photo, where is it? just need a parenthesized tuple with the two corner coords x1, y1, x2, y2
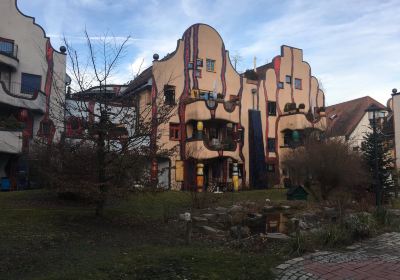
(365, 104, 385, 207)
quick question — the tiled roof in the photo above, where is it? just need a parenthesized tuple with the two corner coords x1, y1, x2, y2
(123, 66, 153, 95)
(326, 96, 386, 137)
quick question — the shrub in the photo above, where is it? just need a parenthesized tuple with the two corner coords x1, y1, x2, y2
(344, 212, 376, 240)
(287, 232, 309, 256)
(373, 208, 400, 231)
(314, 224, 353, 248)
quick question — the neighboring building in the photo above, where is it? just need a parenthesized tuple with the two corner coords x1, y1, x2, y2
(123, 24, 326, 190)
(65, 84, 131, 143)
(0, 0, 67, 189)
(326, 96, 387, 151)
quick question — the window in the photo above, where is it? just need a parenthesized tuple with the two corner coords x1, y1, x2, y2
(283, 131, 291, 146)
(169, 123, 180, 141)
(195, 69, 202, 78)
(206, 59, 215, 72)
(267, 164, 275, 173)
(164, 85, 176, 105)
(40, 122, 51, 136)
(285, 75, 292, 84)
(268, 101, 277, 116)
(295, 78, 302, 89)
(277, 82, 284, 89)
(188, 62, 194, 70)
(267, 138, 276, 151)
(196, 59, 203, 67)
(21, 73, 41, 94)
(0, 38, 15, 57)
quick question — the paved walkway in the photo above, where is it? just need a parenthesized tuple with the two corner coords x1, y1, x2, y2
(275, 232, 400, 280)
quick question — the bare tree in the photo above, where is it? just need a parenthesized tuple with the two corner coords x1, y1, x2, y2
(282, 136, 370, 202)
(29, 31, 175, 217)
(231, 51, 242, 71)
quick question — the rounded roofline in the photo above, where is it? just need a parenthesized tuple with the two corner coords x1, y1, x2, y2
(14, 0, 65, 55)
(185, 23, 243, 77)
(158, 23, 242, 77)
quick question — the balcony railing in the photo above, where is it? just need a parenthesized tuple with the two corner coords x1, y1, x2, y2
(1, 81, 44, 97)
(187, 133, 237, 152)
(0, 81, 47, 113)
(0, 39, 18, 59)
(204, 136, 237, 151)
(183, 91, 239, 112)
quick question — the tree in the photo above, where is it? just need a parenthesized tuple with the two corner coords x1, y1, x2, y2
(231, 51, 242, 71)
(282, 136, 370, 201)
(29, 31, 175, 216)
(361, 127, 394, 205)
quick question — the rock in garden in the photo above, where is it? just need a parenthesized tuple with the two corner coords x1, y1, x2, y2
(228, 205, 244, 213)
(201, 213, 217, 222)
(266, 232, 290, 240)
(200, 225, 223, 236)
(230, 225, 251, 239)
(192, 216, 208, 226)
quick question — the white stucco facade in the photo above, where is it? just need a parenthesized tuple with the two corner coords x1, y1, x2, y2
(0, 0, 66, 189)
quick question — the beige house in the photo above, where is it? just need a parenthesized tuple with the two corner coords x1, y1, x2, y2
(326, 96, 387, 151)
(0, 0, 66, 189)
(124, 23, 326, 190)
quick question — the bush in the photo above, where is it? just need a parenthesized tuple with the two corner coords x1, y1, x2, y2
(344, 212, 376, 239)
(287, 232, 309, 256)
(374, 208, 400, 231)
(314, 224, 353, 248)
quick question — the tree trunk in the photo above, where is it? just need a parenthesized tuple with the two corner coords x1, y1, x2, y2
(96, 111, 107, 217)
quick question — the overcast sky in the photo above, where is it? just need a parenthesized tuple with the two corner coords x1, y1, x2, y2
(18, 0, 400, 106)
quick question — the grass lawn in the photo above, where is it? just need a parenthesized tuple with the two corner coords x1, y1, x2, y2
(0, 189, 286, 280)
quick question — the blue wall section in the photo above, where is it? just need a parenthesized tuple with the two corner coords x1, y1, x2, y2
(248, 110, 267, 189)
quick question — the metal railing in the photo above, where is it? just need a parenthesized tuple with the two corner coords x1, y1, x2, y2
(1, 81, 45, 97)
(0, 39, 18, 59)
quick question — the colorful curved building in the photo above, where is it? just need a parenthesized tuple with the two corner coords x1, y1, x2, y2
(126, 24, 326, 190)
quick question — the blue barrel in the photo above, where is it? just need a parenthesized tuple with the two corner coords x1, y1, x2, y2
(1, 177, 10, 191)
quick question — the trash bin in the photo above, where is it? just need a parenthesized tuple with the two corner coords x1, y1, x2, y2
(1, 177, 10, 191)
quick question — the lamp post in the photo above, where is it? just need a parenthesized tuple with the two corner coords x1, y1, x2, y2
(365, 104, 384, 207)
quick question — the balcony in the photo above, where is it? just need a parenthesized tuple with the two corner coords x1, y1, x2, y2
(0, 39, 19, 71)
(0, 129, 23, 154)
(203, 135, 237, 151)
(186, 139, 240, 161)
(0, 81, 46, 113)
(183, 94, 239, 123)
(186, 119, 240, 160)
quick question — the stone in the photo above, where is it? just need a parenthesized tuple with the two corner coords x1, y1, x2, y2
(214, 206, 228, 213)
(200, 226, 222, 236)
(230, 212, 247, 226)
(179, 212, 191, 221)
(276, 263, 291, 270)
(192, 216, 208, 226)
(228, 205, 244, 213)
(266, 233, 290, 240)
(299, 220, 309, 230)
(201, 213, 217, 222)
(230, 225, 251, 239)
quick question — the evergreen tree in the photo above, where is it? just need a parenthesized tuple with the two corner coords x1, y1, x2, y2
(361, 127, 394, 204)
